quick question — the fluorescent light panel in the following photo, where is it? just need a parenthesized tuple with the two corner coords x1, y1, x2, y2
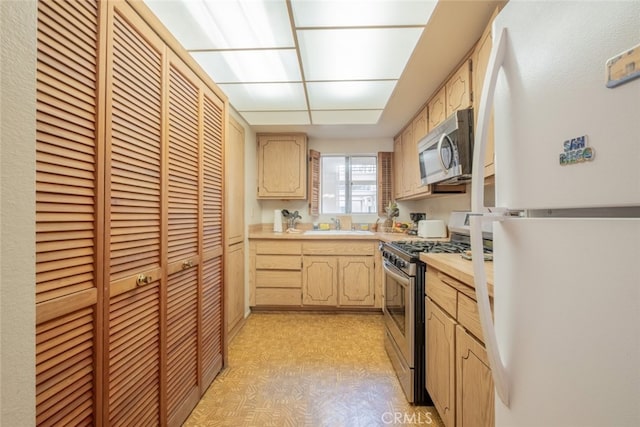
(241, 111, 311, 125)
(144, 0, 437, 126)
(307, 80, 397, 110)
(297, 28, 424, 81)
(191, 49, 301, 83)
(311, 110, 383, 125)
(217, 82, 307, 111)
(290, 0, 437, 27)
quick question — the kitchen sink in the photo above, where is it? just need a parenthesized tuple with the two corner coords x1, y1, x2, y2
(303, 230, 374, 236)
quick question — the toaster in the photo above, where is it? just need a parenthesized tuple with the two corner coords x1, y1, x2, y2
(418, 220, 447, 238)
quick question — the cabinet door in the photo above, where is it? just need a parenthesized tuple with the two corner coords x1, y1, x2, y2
(409, 108, 431, 197)
(426, 297, 456, 427)
(200, 88, 225, 389)
(226, 243, 245, 335)
(166, 53, 202, 425)
(401, 125, 415, 195)
(428, 86, 447, 131)
(446, 60, 472, 113)
(226, 117, 245, 245)
(456, 326, 495, 427)
(302, 256, 338, 306)
(35, 0, 101, 423)
(413, 106, 429, 142)
(473, 9, 498, 179)
(105, 2, 164, 424)
(257, 134, 307, 199)
(338, 256, 375, 306)
(393, 134, 404, 199)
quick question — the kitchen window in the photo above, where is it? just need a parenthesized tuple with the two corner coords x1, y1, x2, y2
(321, 155, 377, 214)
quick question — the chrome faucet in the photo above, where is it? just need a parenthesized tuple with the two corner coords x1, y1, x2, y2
(331, 218, 341, 230)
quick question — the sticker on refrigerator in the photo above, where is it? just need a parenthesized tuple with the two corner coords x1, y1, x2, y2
(606, 42, 640, 88)
(559, 135, 595, 166)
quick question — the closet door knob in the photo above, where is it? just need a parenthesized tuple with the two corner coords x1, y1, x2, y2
(182, 260, 193, 270)
(136, 274, 153, 286)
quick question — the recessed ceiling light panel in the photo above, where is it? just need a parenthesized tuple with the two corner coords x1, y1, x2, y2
(297, 28, 424, 80)
(307, 80, 397, 109)
(291, 0, 437, 27)
(218, 82, 307, 111)
(192, 49, 301, 83)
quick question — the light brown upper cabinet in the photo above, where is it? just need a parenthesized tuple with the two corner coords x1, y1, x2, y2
(473, 7, 501, 179)
(257, 133, 308, 199)
(401, 124, 416, 196)
(446, 59, 472, 115)
(393, 134, 405, 200)
(428, 86, 447, 131)
(428, 60, 472, 133)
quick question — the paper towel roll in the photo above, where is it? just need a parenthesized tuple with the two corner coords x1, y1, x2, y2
(273, 209, 283, 232)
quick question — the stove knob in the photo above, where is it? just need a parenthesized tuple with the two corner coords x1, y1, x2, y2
(395, 258, 405, 268)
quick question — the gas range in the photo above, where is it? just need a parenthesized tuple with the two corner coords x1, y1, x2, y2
(381, 212, 493, 406)
(380, 232, 493, 276)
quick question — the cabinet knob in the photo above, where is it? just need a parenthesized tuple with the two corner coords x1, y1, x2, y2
(136, 274, 153, 286)
(182, 260, 194, 270)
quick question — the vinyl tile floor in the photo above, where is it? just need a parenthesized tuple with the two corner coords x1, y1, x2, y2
(184, 312, 443, 427)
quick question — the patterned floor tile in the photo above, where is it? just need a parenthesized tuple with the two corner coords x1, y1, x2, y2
(184, 312, 443, 427)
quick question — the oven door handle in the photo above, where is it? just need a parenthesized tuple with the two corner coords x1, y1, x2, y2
(383, 261, 410, 288)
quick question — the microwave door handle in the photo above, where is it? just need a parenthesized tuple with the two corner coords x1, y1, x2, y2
(436, 134, 451, 172)
(470, 26, 510, 407)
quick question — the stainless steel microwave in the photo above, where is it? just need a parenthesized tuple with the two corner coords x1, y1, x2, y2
(418, 108, 474, 185)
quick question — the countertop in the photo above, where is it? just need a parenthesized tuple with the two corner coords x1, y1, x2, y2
(420, 253, 494, 296)
(248, 229, 439, 243)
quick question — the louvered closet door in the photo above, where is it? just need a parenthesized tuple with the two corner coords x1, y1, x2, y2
(165, 53, 201, 426)
(35, 0, 101, 424)
(201, 88, 225, 388)
(105, 2, 164, 425)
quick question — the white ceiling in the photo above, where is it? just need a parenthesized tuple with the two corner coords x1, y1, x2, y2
(145, 0, 504, 140)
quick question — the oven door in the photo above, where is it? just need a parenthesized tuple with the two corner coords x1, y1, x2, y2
(382, 260, 414, 366)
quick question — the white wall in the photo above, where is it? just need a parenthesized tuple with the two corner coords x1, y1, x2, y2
(0, 1, 36, 424)
(397, 182, 496, 224)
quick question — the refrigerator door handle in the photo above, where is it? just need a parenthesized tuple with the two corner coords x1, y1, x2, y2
(470, 27, 511, 407)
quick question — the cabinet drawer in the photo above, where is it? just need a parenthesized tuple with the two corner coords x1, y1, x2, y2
(255, 288, 301, 306)
(302, 241, 374, 256)
(426, 269, 457, 317)
(255, 241, 301, 255)
(255, 255, 300, 270)
(457, 293, 483, 343)
(255, 270, 301, 288)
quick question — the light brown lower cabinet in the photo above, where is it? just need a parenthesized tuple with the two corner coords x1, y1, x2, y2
(338, 256, 375, 306)
(302, 256, 338, 305)
(251, 241, 303, 306)
(426, 297, 456, 427)
(425, 267, 494, 427)
(456, 325, 495, 427)
(226, 243, 246, 337)
(250, 239, 379, 309)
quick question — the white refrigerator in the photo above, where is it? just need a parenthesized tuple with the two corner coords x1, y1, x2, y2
(469, 1, 640, 426)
